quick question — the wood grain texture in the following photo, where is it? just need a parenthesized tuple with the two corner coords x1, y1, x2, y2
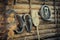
(5, 0, 60, 40)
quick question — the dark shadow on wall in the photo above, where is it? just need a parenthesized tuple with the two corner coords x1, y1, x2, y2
(53, 0, 60, 40)
(0, 0, 8, 40)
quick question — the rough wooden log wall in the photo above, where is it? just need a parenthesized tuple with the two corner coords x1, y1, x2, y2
(7, 0, 59, 40)
(0, 0, 60, 40)
(7, 0, 60, 40)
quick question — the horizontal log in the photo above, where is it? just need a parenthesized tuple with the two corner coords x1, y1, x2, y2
(39, 19, 55, 24)
(33, 24, 56, 30)
(40, 33, 60, 38)
(39, 18, 60, 24)
(12, 4, 57, 14)
(13, 9, 29, 14)
(13, 38, 24, 40)
(13, 36, 60, 40)
(35, 28, 60, 34)
(13, 8, 54, 14)
(44, 38, 58, 40)
(16, 0, 60, 5)
(17, 1, 53, 5)
(9, 0, 60, 4)
(14, 33, 60, 39)
(13, 4, 54, 9)
(17, 0, 29, 3)
(37, 24, 56, 30)
(13, 24, 60, 39)
(13, 25, 60, 37)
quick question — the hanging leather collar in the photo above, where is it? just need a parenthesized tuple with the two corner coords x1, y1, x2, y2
(31, 10, 40, 26)
(14, 14, 32, 34)
(14, 15, 24, 34)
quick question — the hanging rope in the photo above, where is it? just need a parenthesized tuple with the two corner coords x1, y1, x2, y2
(29, 0, 40, 40)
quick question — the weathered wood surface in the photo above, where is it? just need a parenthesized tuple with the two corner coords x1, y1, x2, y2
(16, 0, 60, 5)
(12, 4, 55, 13)
(13, 4, 54, 9)
(0, 0, 59, 40)
(7, 0, 60, 40)
(13, 37, 60, 40)
(9, 23, 60, 39)
(13, 33, 60, 40)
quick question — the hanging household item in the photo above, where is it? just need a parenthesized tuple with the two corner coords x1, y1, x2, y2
(29, 0, 40, 40)
(31, 10, 40, 26)
(14, 15, 24, 34)
(31, 10, 40, 40)
(14, 14, 32, 34)
(40, 5, 51, 21)
(22, 14, 32, 32)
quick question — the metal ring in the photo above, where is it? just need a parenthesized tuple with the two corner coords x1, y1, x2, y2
(22, 14, 32, 32)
